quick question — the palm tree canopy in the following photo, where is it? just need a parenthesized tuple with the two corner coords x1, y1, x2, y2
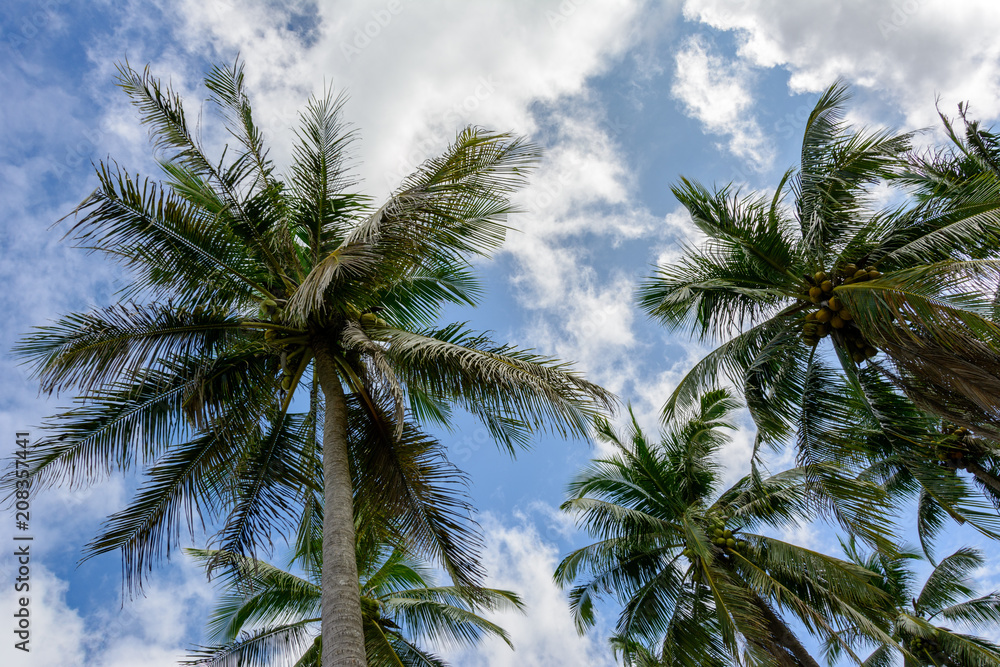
(637, 82, 1000, 445)
(12, 58, 614, 591)
(831, 540, 1000, 667)
(555, 389, 894, 666)
(183, 531, 524, 667)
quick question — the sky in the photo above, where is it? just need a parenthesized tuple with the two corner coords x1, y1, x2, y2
(3, 0, 1000, 665)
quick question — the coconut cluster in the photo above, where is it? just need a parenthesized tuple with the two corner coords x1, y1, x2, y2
(801, 265, 880, 363)
(935, 424, 983, 468)
(682, 513, 746, 562)
(907, 631, 940, 662)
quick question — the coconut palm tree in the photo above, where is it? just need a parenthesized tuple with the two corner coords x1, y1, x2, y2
(555, 389, 895, 666)
(184, 525, 523, 666)
(636, 82, 1000, 540)
(827, 540, 1000, 666)
(637, 81, 1000, 442)
(13, 59, 613, 666)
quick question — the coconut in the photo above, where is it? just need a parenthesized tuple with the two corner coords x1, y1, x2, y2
(864, 346, 878, 359)
(726, 538, 736, 548)
(821, 280, 834, 293)
(809, 286, 823, 300)
(815, 308, 832, 323)
(805, 311, 817, 322)
(831, 316, 845, 329)
(852, 350, 866, 363)
(839, 309, 853, 321)
(854, 269, 868, 280)
(868, 270, 881, 280)
(828, 296, 841, 311)
(817, 323, 830, 337)
(814, 271, 827, 282)
(281, 375, 292, 391)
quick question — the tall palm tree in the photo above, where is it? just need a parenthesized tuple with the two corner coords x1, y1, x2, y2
(828, 540, 1000, 666)
(637, 81, 1000, 443)
(184, 531, 523, 666)
(636, 82, 1000, 539)
(14, 60, 612, 666)
(555, 390, 894, 666)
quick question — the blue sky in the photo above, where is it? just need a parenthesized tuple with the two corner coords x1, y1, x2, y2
(3, 1, 1000, 665)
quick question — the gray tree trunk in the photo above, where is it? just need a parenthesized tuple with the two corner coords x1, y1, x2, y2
(314, 343, 366, 666)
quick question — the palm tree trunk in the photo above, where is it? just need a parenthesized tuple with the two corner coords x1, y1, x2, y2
(754, 595, 822, 667)
(314, 342, 366, 667)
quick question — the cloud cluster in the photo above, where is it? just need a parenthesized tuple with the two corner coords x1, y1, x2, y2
(682, 0, 1000, 129)
(671, 35, 774, 168)
(442, 512, 617, 666)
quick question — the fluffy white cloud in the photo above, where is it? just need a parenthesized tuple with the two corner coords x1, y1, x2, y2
(442, 512, 617, 667)
(682, 0, 1000, 129)
(0, 559, 213, 667)
(159, 0, 645, 192)
(672, 35, 774, 167)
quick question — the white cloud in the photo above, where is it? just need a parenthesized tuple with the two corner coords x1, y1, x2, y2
(0, 559, 213, 667)
(682, 0, 1000, 130)
(672, 35, 774, 167)
(442, 512, 617, 667)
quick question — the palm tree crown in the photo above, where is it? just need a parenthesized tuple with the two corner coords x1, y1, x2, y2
(185, 531, 523, 667)
(555, 390, 894, 666)
(831, 540, 1000, 666)
(638, 82, 1000, 439)
(636, 82, 1000, 545)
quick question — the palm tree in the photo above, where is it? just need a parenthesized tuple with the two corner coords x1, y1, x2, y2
(14, 59, 613, 666)
(828, 540, 1000, 666)
(636, 82, 1000, 539)
(637, 81, 1000, 441)
(555, 390, 894, 666)
(184, 530, 523, 666)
